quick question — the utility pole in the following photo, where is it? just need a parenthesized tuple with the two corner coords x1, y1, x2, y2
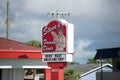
(6, 1, 10, 39)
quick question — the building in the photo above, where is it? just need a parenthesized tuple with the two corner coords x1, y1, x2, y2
(0, 37, 69, 80)
(94, 47, 120, 80)
(66, 63, 112, 80)
(0, 37, 49, 80)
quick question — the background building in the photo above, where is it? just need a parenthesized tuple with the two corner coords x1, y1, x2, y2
(66, 63, 112, 80)
(95, 47, 120, 80)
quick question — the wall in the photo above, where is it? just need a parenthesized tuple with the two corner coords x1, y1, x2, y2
(0, 59, 48, 68)
(80, 72, 96, 80)
(113, 58, 120, 71)
(0, 58, 48, 80)
(2, 69, 24, 80)
(96, 72, 120, 80)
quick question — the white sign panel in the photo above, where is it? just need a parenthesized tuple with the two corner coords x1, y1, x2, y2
(43, 54, 66, 62)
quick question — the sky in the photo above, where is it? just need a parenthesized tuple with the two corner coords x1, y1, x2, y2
(0, 0, 120, 64)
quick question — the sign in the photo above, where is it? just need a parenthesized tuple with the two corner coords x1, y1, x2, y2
(43, 54, 66, 62)
(42, 20, 66, 52)
(51, 69, 58, 72)
(42, 19, 74, 62)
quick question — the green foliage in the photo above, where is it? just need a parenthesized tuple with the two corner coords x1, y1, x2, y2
(102, 58, 112, 64)
(64, 68, 80, 80)
(26, 40, 41, 47)
(87, 58, 112, 64)
(87, 58, 100, 64)
(68, 61, 80, 65)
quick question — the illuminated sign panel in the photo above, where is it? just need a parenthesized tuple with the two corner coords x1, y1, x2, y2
(42, 19, 74, 62)
(42, 20, 66, 52)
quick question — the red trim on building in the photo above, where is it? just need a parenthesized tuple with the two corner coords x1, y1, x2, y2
(0, 50, 42, 59)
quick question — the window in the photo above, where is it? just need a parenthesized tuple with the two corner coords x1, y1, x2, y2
(24, 69, 44, 80)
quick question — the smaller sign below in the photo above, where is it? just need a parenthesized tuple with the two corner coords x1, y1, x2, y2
(51, 69, 58, 72)
(43, 54, 66, 62)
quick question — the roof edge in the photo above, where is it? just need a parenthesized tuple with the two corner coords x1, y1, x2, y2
(81, 63, 112, 77)
(0, 50, 41, 52)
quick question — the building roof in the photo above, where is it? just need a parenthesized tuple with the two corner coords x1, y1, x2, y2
(66, 63, 112, 77)
(94, 47, 120, 59)
(0, 37, 42, 59)
(0, 37, 40, 50)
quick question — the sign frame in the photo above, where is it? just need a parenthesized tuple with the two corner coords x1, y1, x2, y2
(42, 19, 74, 62)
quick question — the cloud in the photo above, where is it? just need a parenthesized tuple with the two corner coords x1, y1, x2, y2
(11, 0, 106, 18)
(74, 40, 96, 63)
(23, 0, 73, 13)
(0, 0, 120, 64)
(9, 18, 47, 42)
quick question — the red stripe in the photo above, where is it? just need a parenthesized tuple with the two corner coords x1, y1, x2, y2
(0, 50, 42, 59)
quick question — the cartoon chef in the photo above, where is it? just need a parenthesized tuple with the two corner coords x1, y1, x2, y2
(51, 23, 66, 52)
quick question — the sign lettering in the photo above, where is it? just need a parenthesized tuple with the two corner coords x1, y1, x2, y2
(43, 54, 66, 62)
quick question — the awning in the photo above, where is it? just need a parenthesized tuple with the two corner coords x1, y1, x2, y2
(94, 47, 120, 59)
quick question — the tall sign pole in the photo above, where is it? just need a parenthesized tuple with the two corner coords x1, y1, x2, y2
(43, 11, 74, 80)
(6, 1, 10, 39)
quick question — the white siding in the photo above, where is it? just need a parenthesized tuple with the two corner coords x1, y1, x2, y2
(2, 69, 24, 80)
(0, 59, 48, 68)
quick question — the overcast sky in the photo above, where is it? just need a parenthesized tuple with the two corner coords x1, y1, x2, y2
(0, 0, 120, 64)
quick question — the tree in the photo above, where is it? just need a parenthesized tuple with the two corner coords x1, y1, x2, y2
(68, 61, 80, 65)
(26, 40, 41, 47)
(87, 58, 112, 64)
(64, 68, 80, 80)
(25, 40, 41, 80)
(87, 58, 100, 64)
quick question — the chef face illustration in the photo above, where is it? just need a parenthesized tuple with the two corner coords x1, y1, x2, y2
(51, 23, 66, 52)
